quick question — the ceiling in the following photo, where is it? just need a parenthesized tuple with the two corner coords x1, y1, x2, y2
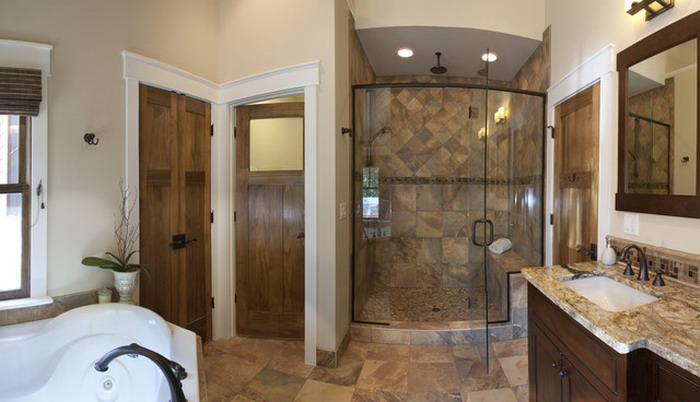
(356, 26, 542, 82)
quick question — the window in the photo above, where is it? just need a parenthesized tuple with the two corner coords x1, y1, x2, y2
(0, 115, 30, 300)
(0, 54, 50, 305)
(362, 167, 380, 219)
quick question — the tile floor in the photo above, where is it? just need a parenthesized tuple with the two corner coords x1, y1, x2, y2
(203, 336, 528, 402)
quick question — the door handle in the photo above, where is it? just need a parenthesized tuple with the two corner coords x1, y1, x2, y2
(471, 219, 494, 247)
(471, 219, 483, 247)
(296, 233, 305, 239)
(569, 173, 576, 182)
(485, 219, 494, 246)
(575, 243, 597, 261)
(170, 233, 198, 250)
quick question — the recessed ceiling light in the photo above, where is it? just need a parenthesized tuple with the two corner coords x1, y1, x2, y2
(397, 48, 414, 58)
(481, 52, 498, 62)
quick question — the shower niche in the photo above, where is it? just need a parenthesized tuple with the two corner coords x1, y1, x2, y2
(352, 82, 545, 340)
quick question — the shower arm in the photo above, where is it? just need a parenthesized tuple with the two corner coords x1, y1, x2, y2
(366, 126, 391, 167)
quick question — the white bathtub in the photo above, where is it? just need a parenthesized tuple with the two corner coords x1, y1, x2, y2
(0, 303, 199, 401)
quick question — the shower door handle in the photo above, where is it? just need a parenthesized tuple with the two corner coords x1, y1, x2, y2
(485, 219, 494, 246)
(471, 219, 494, 247)
(471, 219, 483, 246)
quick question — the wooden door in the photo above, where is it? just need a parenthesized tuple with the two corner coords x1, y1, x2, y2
(235, 103, 305, 339)
(553, 84, 600, 265)
(139, 84, 212, 340)
(530, 323, 563, 402)
(561, 356, 607, 402)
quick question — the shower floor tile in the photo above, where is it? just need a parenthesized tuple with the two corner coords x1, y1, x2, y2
(356, 287, 504, 323)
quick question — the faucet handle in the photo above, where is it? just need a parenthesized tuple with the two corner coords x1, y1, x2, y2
(652, 271, 666, 287)
(623, 260, 635, 276)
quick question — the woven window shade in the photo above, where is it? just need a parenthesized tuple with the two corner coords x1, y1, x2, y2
(0, 67, 42, 116)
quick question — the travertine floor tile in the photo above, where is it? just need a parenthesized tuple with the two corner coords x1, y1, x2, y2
(356, 360, 410, 393)
(498, 355, 528, 387)
(367, 343, 410, 362)
(267, 341, 314, 378)
(309, 355, 365, 386)
(293, 379, 354, 402)
(409, 345, 454, 363)
(463, 388, 518, 402)
(244, 368, 305, 402)
(207, 354, 266, 393)
(351, 389, 407, 402)
(491, 338, 528, 358)
(407, 363, 459, 393)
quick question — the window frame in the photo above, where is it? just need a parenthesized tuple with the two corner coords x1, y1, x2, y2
(0, 39, 51, 308)
(0, 115, 31, 300)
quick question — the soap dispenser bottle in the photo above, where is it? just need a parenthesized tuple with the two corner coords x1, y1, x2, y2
(601, 239, 617, 265)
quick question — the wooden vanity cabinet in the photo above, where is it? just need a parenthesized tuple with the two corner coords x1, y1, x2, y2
(528, 284, 700, 402)
(528, 284, 627, 402)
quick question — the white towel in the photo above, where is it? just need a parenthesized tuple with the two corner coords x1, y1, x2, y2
(489, 238, 512, 254)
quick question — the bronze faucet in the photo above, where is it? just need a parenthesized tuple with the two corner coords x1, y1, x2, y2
(619, 244, 665, 286)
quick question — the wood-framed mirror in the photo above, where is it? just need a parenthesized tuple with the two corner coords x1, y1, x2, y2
(616, 11, 700, 218)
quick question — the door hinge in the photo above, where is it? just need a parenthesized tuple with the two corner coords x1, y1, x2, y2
(211, 297, 215, 309)
(233, 126, 237, 139)
(234, 211, 237, 222)
(210, 210, 214, 223)
(234, 293, 237, 303)
(210, 124, 214, 137)
(548, 125, 555, 139)
(550, 213, 554, 225)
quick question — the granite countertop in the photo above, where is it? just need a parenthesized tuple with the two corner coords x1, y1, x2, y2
(522, 262, 700, 377)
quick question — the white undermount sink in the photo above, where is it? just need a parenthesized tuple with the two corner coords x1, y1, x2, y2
(564, 276, 658, 312)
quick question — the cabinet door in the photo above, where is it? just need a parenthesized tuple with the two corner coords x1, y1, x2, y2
(562, 356, 607, 402)
(531, 323, 563, 402)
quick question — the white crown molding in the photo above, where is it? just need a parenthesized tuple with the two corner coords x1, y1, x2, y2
(122, 51, 320, 106)
(548, 44, 616, 107)
(0, 39, 52, 51)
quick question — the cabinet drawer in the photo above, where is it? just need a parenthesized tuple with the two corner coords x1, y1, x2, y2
(529, 284, 626, 397)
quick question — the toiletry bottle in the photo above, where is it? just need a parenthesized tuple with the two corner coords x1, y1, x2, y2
(601, 239, 617, 265)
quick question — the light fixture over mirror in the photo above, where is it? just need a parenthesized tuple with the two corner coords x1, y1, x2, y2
(627, 0, 674, 21)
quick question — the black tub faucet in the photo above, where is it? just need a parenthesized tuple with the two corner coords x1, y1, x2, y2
(95, 343, 188, 402)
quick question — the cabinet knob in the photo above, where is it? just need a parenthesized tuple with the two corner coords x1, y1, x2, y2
(558, 370, 569, 377)
(551, 361, 561, 368)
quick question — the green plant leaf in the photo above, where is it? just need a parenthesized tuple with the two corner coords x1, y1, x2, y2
(105, 252, 126, 267)
(123, 250, 140, 264)
(81, 257, 120, 269)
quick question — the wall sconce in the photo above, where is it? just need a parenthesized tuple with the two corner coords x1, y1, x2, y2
(494, 107, 507, 125)
(627, 0, 674, 21)
(477, 127, 487, 140)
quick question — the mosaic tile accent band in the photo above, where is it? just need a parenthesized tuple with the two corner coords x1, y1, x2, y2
(607, 236, 700, 286)
(375, 176, 542, 185)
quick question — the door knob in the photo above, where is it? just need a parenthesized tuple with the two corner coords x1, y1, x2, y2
(551, 361, 561, 368)
(558, 370, 570, 377)
(296, 233, 305, 239)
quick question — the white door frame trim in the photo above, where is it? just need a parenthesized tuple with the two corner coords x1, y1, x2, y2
(546, 44, 616, 265)
(123, 51, 320, 365)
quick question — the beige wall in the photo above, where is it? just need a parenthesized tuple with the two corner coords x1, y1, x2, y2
(673, 68, 697, 195)
(219, 0, 342, 351)
(352, 0, 546, 40)
(0, 0, 219, 296)
(546, 1, 700, 254)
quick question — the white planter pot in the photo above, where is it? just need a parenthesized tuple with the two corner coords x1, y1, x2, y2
(113, 270, 140, 304)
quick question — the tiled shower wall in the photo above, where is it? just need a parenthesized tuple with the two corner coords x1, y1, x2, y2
(626, 79, 674, 194)
(353, 27, 551, 320)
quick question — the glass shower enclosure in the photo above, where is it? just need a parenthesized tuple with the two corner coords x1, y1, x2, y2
(352, 73, 545, 368)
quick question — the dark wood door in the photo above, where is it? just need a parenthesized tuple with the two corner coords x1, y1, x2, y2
(530, 323, 563, 402)
(562, 356, 607, 402)
(554, 84, 600, 264)
(235, 103, 305, 339)
(139, 84, 212, 340)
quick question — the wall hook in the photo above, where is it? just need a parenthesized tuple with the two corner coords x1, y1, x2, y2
(341, 127, 353, 137)
(84, 133, 99, 146)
